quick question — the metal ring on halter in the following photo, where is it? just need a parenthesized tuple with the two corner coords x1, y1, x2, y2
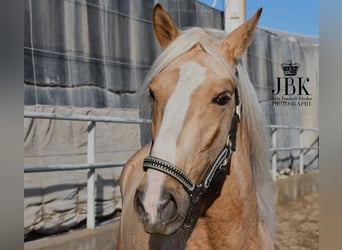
(235, 103, 241, 119)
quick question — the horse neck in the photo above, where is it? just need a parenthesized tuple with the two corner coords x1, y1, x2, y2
(228, 118, 256, 203)
(204, 119, 260, 246)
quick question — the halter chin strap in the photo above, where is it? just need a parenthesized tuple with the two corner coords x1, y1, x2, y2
(143, 86, 241, 228)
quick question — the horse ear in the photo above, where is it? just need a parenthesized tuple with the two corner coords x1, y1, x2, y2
(222, 8, 262, 65)
(153, 3, 180, 49)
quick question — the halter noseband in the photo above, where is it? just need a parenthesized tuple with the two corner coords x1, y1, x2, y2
(143, 86, 241, 228)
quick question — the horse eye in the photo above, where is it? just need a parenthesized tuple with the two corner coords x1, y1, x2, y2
(213, 93, 231, 105)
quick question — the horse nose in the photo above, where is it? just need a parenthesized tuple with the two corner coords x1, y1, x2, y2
(134, 188, 178, 233)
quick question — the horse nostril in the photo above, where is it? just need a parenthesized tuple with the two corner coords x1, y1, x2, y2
(158, 192, 178, 223)
(159, 193, 172, 213)
(135, 190, 146, 218)
(159, 193, 171, 206)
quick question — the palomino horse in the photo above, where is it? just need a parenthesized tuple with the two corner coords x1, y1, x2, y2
(117, 4, 275, 250)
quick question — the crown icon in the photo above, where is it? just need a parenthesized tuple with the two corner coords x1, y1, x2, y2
(281, 60, 300, 76)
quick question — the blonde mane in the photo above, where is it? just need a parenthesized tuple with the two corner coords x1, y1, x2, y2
(140, 27, 276, 240)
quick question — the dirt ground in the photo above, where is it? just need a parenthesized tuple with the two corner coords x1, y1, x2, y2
(276, 193, 319, 250)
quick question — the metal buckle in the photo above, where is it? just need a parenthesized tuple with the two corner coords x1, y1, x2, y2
(235, 104, 241, 120)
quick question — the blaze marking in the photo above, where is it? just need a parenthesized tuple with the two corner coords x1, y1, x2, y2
(143, 62, 207, 221)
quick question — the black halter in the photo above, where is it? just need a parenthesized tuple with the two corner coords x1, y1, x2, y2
(143, 87, 241, 228)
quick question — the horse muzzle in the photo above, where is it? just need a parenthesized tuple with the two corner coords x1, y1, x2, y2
(134, 181, 189, 235)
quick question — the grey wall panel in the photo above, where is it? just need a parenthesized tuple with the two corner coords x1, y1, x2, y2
(24, 0, 223, 108)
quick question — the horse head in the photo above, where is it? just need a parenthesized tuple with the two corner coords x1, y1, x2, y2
(134, 4, 262, 235)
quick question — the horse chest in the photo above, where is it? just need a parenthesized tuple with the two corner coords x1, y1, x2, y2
(202, 178, 260, 249)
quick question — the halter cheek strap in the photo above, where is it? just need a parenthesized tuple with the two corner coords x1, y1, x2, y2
(143, 86, 241, 228)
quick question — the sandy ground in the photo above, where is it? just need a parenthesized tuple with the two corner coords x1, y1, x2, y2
(276, 193, 319, 250)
